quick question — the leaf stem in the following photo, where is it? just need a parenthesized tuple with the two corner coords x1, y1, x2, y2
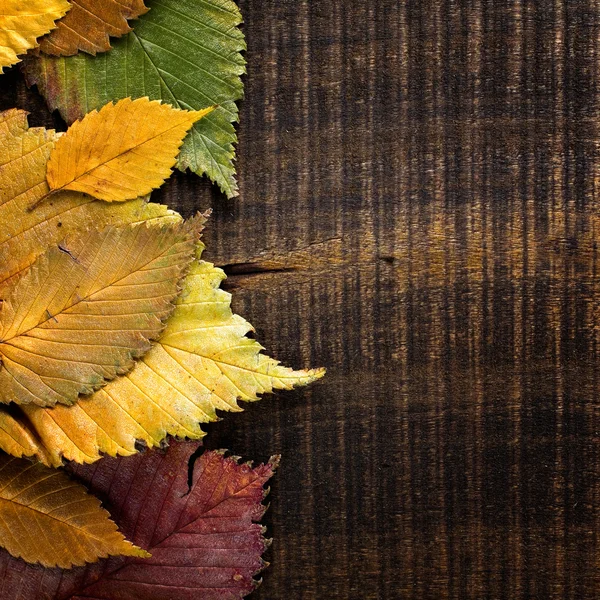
(27, 188, 61, 212)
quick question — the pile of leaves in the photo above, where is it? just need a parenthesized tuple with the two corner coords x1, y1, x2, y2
(0, 2, 323, 598)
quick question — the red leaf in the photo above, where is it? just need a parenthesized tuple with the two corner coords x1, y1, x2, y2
(0, 442, 277, 600)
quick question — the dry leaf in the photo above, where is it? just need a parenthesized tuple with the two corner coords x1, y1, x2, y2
(0, 109, 181, 289)
(0, 218, 203, 407)
(0, 443, 274, 597)
(39, 0, 149, 57)
(44, 98, 213, 204)
(0, 454, 147, 568)
(0, 255, 324, 465)
(0, 0, 70, 72)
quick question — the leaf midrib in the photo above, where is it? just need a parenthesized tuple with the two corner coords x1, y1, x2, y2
(72, 461, 268, 596)
(0, 492, 112, 544)
(53, 114, 196, 193)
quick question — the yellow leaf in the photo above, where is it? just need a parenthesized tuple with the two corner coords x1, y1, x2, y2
(45, 98, 214, 203)
(0, 217, 203, 407)
(0, 454, 148, 567)
(0, 108, 181, 288)
(0, 254, 324, 466)
(0, 0, 71, 72)
(39, 0, 149, 57)
(0, 108, 28, 138)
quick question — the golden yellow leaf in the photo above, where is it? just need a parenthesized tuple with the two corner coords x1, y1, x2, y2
(45, 98, 214, 203)
(0, 0, 71, 72)
(0, 454, 148, 567)
(0, 217, 203, 407)
(0, 253, 324, 466)
(39, 0, 149, 57)
(0, 108, 181, 289)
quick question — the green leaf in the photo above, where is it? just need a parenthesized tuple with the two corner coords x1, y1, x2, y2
(24, 0, 245, 198)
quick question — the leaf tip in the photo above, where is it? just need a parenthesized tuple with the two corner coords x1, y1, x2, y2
(311, 367, 327, 381)
(128, 545, 152, 559)
(268, 454, 281, 471)
(190, 105, 218, 124)
(292, 366, 326, 386)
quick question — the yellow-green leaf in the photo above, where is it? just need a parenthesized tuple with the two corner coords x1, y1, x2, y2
(0, 0, 70, 72)
(0, 218, 203, 407)
(45, 98, 213, 203)
(0, 454, 148, 568)
(0, 109, 181, 290)
(0, 254, 324, 466)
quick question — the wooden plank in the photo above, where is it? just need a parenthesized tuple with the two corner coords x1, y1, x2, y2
(2, 0, 600, 597)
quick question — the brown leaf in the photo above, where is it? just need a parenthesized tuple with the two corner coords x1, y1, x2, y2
(39, 0, 149, 57)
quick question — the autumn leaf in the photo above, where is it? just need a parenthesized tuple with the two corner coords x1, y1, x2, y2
(0, 443, 274, 598)
(44, 98, 213, 204)
(0, 0, 70, 72)
(23, 0, 246, 198)
(0, 107, 323, 462)
(0, 454, 147, 568)
(0, 253, 324, 465)
(39, 0, 149, 57)
(0, 109, 181, 289)
(0, 218, 203, 407)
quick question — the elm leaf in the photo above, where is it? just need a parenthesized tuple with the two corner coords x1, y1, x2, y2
(0, 108, 181, 289)
(39, 0, 149, 57)
(0, 454, 147, 568)
(43, 98, 213, 204)
(24, 0, 246, 198)
(0, 218, 203, 407)
(0, 255, 323, 464)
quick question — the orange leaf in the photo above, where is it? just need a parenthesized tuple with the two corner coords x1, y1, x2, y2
(39, 0, 149, 57)
(44, 98, 213, 204)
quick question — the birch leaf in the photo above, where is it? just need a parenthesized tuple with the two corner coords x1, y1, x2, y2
(0, 0, 70, 72)
(39, 0, 149, 57)
(0, 443, 274, 598)
(45, 98, 212, 203)
(23, 0, 246, 198)
(0, 254, 324, 465)
(0, 218, 202, 407)
(0, 454, 147, 568)
(0, 109, 181, 290)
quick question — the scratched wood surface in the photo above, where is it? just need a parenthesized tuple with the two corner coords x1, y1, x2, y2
(2, 0, 600, 598)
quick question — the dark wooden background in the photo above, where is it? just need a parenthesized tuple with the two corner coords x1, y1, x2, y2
(3, 0, 600, 598)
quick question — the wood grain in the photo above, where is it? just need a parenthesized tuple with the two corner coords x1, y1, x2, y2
(2, 0, 600, 598)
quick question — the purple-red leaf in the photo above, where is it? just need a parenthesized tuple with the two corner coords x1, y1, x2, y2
(0, 442, 277, 600)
